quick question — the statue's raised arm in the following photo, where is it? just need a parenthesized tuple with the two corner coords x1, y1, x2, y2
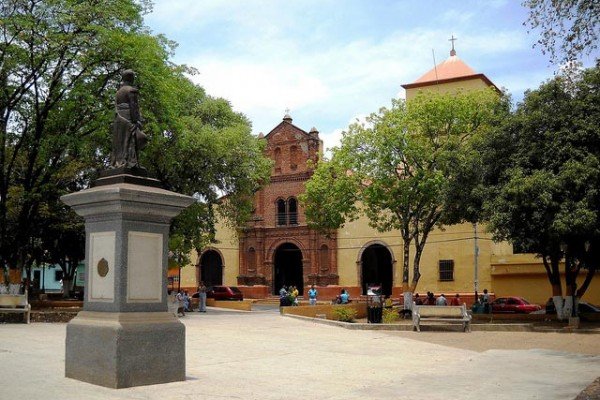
(109, 70, 147, 169)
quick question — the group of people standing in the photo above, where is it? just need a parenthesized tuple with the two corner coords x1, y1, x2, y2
(279, 285, 300, 306)
(172, 281, 208, 316)
(414, 292, 463, 306)
(279, 284, 320, 306)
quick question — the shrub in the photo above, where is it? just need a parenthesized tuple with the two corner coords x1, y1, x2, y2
(333, 307, 357, 322)
(382, 308, 399, 324)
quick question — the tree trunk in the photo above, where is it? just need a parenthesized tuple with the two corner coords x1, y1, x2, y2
(560, 250, 578, 319)
(576, 264, 596, 298)
(62, 278, 73, 298)
(409, 243, 424, 293)
(401, 237, 410, 291)
(543, 253, 567, 320)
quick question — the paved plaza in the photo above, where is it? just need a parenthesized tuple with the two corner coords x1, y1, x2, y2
(1, 307, 599, 400)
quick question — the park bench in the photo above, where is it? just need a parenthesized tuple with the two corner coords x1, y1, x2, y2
(412, 303, 471, 332)
(0, 292, 31, 324)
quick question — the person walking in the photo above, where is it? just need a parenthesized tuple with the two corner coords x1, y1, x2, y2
(308, 285, 318, 305)
(197, 281, 207, 313)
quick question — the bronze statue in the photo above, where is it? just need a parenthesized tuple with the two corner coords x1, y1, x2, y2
(109, 70, 147, 169)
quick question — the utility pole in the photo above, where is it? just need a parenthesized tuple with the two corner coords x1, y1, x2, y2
(473, 222, 479, 299)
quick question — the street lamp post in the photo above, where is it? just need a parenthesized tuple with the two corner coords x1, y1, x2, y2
(473, 222, 479, 301)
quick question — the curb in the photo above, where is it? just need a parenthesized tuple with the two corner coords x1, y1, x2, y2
(282, 314, 600, 333)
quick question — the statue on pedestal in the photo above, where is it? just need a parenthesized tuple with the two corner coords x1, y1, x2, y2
(109, 70, 147, 169)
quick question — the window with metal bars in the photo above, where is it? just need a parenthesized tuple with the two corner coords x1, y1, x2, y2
(438, 260, 454, 281)
(288, 197, 298, 225)
(276, 197, 299, 226)
(276, 199, 286, 225)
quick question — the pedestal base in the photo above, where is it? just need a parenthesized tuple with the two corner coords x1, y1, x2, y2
(65, 311, 185, 388)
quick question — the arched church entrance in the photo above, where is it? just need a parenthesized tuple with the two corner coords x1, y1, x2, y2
(273, 243, 304, 295)
(200, 250, 223, 287)
(360, 243, 393, 296)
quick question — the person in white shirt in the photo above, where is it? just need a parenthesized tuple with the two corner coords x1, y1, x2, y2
(436, 294, 448, 306)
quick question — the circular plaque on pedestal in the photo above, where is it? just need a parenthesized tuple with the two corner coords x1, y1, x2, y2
(97, 258, 109, 277)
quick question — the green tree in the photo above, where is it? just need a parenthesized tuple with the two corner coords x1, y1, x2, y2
(480, 66, 600, 319)
(0, 0, 269, 296)
(142, 77, 272, 267)
(0, 0, 167, 279)
(524, 0, 600, 64)
(302, 89, 500, 305)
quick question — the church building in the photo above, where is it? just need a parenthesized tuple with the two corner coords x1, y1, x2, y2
(179, 44, 600, 306)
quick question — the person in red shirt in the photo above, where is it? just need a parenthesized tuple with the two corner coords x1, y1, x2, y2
(450, 293, 462, 306)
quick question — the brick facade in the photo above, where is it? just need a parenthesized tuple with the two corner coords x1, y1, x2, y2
(236, 116, 339, 292)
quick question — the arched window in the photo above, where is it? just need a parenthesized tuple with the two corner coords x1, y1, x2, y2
(274, 147, 282, 173)
(289, 145, 298, 170)
(247, 247, 256, 273)
(276, 199, 286, 225)
(288, 197, 298, 225)
(320, 244, 329, 272)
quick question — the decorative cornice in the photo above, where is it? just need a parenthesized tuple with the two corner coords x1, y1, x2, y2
(270, 171, 311, 182)
(401, 73, 500, 92)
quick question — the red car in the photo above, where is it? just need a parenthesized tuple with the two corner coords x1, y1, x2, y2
(207, 286, 244, 301)
(491, 296, 542, 313)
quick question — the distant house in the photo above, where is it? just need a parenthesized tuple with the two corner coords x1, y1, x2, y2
(30, 263, 85, 293)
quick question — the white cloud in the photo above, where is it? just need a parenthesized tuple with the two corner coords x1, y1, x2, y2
(191, 61, 330, 113)
(320, 113, 370, 157)
(146, 1, 553, 151)
(184, 25, 531, 148)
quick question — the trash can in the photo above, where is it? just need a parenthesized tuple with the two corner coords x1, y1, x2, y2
(471, 302, 484, 314)
(367, 284, 383, 323)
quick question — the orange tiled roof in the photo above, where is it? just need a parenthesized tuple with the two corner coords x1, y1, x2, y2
(401, 52, 499, 91)
(414, 54, 476, 84)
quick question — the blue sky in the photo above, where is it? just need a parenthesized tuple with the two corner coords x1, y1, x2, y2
(145, 0, 598, 152)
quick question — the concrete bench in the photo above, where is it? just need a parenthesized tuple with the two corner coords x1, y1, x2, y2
(412, 303, 471, 332)
(0, 292, 31, 324)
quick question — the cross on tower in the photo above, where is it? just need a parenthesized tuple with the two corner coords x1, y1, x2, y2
(449, 35, 457, 56)
(284, 108, 290, 115)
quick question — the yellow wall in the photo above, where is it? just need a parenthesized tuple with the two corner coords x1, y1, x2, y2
(491, 254, 600, 305)
(337, 216, 504, 295)
(215, 219, 240, 286)
(336, 213, 403, 287)
(405, 78, 490, 101)
(179, 260, 197, 289)
(180, 216, 240, 289)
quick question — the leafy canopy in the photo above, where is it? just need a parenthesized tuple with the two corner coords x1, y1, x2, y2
(524, 0, 600, 64)
(303, 88, 501, 289)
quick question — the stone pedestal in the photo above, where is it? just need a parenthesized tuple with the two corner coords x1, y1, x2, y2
(568, 316, 580, 329)
(61, 182, 193, 388)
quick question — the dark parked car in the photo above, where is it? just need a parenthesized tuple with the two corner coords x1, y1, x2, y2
(203, 285, 243, 301)
(545, 299, 600, 320)
(579, 302, 600, 314)
(491, 296, 542, 313)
